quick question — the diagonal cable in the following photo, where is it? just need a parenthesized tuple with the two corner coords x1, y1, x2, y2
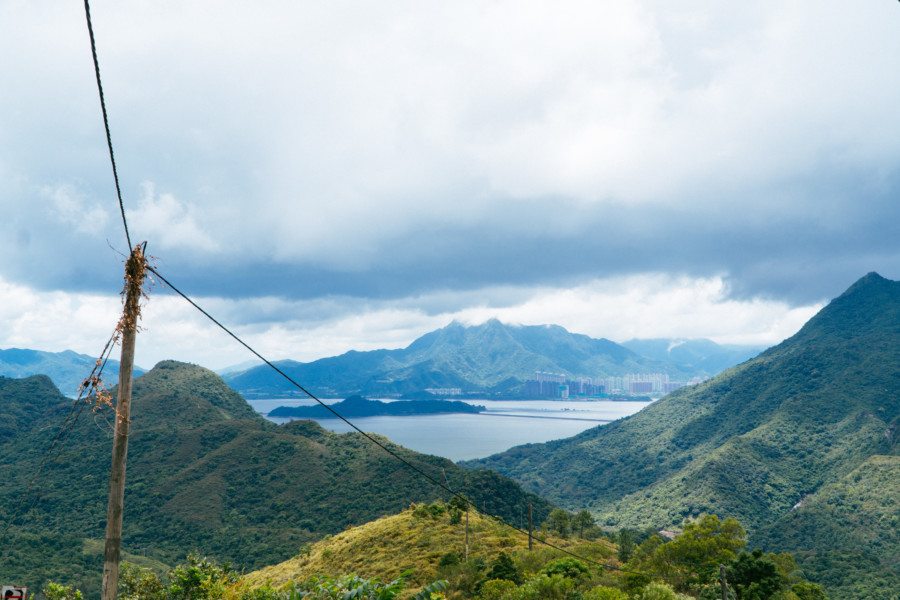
(83, 0, 132, 250)
(146, 264, 647, 576)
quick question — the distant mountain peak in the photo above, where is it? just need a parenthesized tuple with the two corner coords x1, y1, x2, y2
(790, 272, 898, 341)
(841, 271, 893, 295)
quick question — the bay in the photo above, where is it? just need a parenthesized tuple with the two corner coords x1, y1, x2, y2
(248, 398, 652, 461)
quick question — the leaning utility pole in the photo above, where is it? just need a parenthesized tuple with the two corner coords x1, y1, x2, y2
(101, 245, 147, 600)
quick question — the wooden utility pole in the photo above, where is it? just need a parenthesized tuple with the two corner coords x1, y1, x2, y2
(101, 245, 146, 600)
(527, 502, 533, 551)
(719, 564, 728, 600)
(464, 504, 470, 561)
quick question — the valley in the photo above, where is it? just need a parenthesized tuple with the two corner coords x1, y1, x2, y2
(1, 274, 896, 598)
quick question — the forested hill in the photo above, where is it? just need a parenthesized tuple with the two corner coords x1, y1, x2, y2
(468, 272, 899, 598)
(225, 320, 685, 398)
(268, 395, 484, 418)
(0, 361, 551, 596)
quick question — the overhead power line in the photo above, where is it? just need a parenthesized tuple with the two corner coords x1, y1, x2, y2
(76, 0, 645, 578)
(83, 0, 133, 250)
(146, 265, 645, 576)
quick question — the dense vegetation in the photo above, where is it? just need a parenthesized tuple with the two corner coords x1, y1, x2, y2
(224, 320, 708, 398)
(43, 506, 825, 599)
(760, 455, 899, 599)
(470, 273, 899, 597)
(0, 346, 141, 397)
(0, 362, 550, 596)
(268, 396, 485, 418)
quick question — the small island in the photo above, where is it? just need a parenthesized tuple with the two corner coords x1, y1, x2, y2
(268, 395, 486, 419)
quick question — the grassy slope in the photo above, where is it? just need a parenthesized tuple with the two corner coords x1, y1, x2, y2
(240, 505, 614, 594)
(0, 361, 551, 595)
(469, 273, 899, 594)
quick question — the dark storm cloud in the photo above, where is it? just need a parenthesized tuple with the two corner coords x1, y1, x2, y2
(3, 157, 898, 311)
(2, 1, 899, 314)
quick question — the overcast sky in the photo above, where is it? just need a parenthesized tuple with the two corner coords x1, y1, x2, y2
(1, 1, 898, 369)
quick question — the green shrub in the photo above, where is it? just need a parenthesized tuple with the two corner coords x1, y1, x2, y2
(439, 552, 461, 567)
(790, 581, 828, 600)
(42, 582, 83, 600)
(119, 563, 166, 600)
(486, 552, 521, 584)
(541, 558, 589, 581)
(479, 579, 518, 600)
(639, 582, 692, 600)
(167, 554, 238, 600)
(515, 574, 575, 600)
(583, 585, 629, 600)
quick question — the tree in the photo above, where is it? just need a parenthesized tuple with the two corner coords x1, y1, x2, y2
(119, 563, 166, 600)
(728, 549, 784, 600)
(544, 508, 572, 537)
(486, 552, 522, 584)
(790, 581, 828, 600)
(637, 515, 746, 593)
(617, 529, 637, 563)
(573, 510, 595, 538)
(584, 586, 629, 600)
(42, 583, 83, 600)
(515, 574, 575, 600)
(639, 582, 692, 600)
(167, 554, 239, 600)
(542, 558, 589, 581)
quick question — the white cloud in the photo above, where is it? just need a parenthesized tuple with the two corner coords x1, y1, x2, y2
(0, 0, 896, 330)
(2, 1, 898, 273)
(0, 274, 822, 371)
(43, 184, 111, 235)
(128, 182, 218, 252)
(447, 274, 822, 346)
(0, 277, 120, 355)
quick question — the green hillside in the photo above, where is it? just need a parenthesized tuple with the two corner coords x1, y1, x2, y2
(239, 504, 608, 596)
(0, 361, 551, 595)
(760, 455, 899, 600)
(469, 273, 899, 596)
(224, 319, 686, 397)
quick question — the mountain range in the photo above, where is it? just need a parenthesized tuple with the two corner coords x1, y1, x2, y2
(0, 361, 550, 595)
(469, 272, 899, 599)
(620, 338, 766, 378)
(0, 347, 143, 397)
(224, 321, 762, 398)
(4, 274, 895, 596)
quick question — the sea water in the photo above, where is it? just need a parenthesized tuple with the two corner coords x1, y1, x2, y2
(247, 398, 652, 461)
